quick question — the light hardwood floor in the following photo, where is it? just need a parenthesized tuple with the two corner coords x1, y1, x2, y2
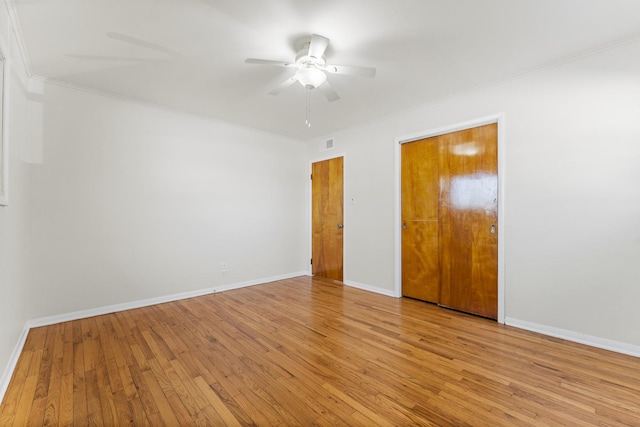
(1, 276, 639, 426)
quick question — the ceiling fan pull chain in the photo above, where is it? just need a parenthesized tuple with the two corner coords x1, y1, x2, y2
(304, 88, 309, 126)
(305, 87, 312, 127)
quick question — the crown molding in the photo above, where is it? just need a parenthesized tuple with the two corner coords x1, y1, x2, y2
(30, 74, 300, 142)
(4, 0, 33, 78)
(33, 74, 221, 121)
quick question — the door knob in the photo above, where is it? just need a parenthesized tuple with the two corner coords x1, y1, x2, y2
(490, 224, 496, 234)
(337, 224, 343, 229)
(402, 223, 407, 230)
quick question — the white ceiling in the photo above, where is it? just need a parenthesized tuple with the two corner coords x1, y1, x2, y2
(11, 0, 640, 140)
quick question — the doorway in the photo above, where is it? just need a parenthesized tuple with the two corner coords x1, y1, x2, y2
(311, 157, 344, 281)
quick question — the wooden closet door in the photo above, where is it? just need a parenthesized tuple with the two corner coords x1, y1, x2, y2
(401, 138, 440, 302)
(438, 124, 498, 319)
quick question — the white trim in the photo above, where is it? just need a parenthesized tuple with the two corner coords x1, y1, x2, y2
(393, 135, 402, 298)
(394, 113, 506, 323)
(309, 151, 347, 165)
(308, 153, 346, 277)
(212, 272, 307, 293)
(397, 114, 504, 143)
(0, 326, 29, 405)
(506, 317, 640, 359)
(344, 280, 398, 298)
(26, 271, 307, 329)
(496, 116, 507, 322)
(4, 1, 33, 78)
(27, 76, 45, 95)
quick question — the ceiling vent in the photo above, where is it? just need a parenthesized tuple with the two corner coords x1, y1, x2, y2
(320, 137, 334, 152)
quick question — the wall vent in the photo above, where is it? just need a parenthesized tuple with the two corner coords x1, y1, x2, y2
(320, 137, 335, 152)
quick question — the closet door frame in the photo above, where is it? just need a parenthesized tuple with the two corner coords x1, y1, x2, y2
(394, 113, 506, 323)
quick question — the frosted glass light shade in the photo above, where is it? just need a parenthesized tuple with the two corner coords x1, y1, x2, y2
(296, 68, 327, 89)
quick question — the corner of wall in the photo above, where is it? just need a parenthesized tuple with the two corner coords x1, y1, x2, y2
(0, 325, 28, 405)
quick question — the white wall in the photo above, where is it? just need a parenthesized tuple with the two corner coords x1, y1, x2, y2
(309, 39, 640, 350)
(0, 4, 34, 398)
(26, 83, 308, 319)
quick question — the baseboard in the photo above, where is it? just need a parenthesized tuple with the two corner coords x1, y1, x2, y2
(0, 326, 29, 405)
(210, 271, 308, 293)
(505, 317, 640, 358)
(9, 278, 637, 407)
(27, 271, 308, 329)
(1, 272, 303, 405)
(343, 280, 398, 298)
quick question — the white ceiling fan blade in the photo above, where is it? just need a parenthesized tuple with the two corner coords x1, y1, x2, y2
(245, 58, 296, 67)
(268, 75, 298, 95)
(318, 81, 340, 102)
(106, 32, 182, 59)
(308, 34, 329, 59)
(66, 54, 153, 63)
(324, 64, 376, 78)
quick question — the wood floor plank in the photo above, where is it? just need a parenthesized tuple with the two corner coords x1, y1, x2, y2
(323, 382, 396, 427)
(0, 342, 33, 422)
(126, 394, 151, 426)
(11, 349, 43, 426)
(85, 368, 105, 425)
(140, 365, 182, 425)
(98, 385, 118, 426)
(2, 276, 640, 425)
(71, 339, 87, 426)
(42, 324, 64, 426)
(94, 316, 123, 394)
(146, 357, 194, 424)
(58, 373, 74, 427)
(192, 376, 242, 427)
(126, 358, 160, 419)
(110, 389, 133, 425)
(33, 325, 56, 402)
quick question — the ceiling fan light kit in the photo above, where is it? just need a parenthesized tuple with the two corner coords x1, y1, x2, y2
(245, 34, 376, 127)
(295, 67, 326, 89)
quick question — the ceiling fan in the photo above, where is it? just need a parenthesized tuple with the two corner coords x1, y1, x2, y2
(245, 34, 376, 103)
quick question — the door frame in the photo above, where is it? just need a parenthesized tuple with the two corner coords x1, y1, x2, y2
(308, 153, 346, 277)
(394, 113, 506, 323)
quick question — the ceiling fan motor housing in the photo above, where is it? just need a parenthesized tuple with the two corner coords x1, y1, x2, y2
(294, 45, 327, 89)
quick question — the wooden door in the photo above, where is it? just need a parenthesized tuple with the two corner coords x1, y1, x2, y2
(312, 157, 344, 281)
(439, 123, 498, 319)
(401, 138, 440, 302)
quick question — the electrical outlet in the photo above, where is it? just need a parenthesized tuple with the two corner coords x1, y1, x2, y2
(220, 261, 229, 276)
